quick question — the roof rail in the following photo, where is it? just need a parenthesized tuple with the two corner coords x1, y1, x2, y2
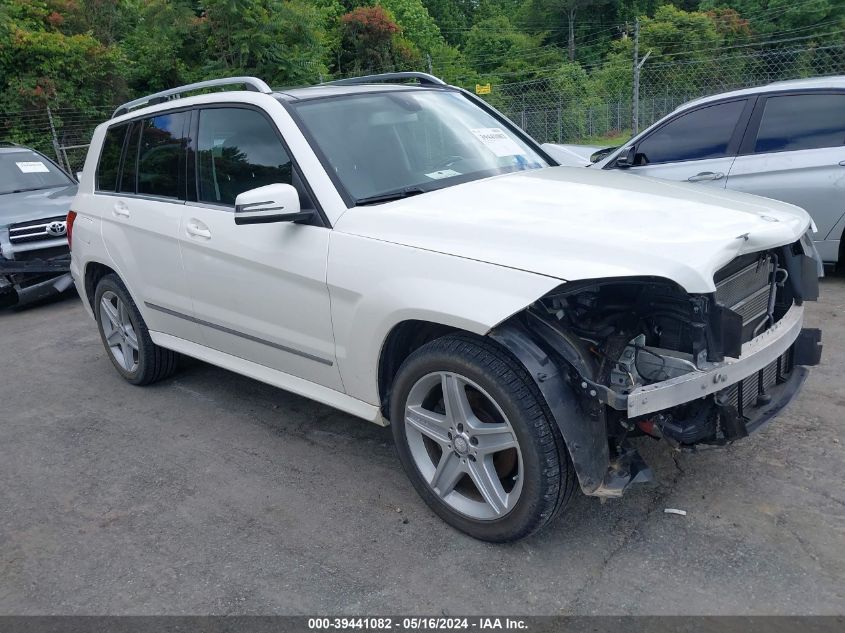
(0, 141, 22, 148)
(324, 72, 447, 87)
(112, 76, 273, 118)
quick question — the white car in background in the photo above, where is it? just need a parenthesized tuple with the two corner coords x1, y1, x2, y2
(70, 73, 822, 542)
(580, 77, 845, 266)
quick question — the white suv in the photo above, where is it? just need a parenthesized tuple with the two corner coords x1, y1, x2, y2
(70, 74, 823, 542)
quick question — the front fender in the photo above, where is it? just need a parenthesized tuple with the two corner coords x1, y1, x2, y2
(489, 316, 652, 496)
(488, 320, 610, 494)
(327, 232, 561, 405)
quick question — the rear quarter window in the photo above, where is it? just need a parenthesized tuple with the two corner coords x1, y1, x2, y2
(119, 122, 141, 194)
(96, 124, 128, 192)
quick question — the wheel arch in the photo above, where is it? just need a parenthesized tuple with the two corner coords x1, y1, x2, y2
(83, 260, 119, 312)
(378, 310, 619, 497)
(487, 312, 613, 496)
(377, 319, 459, 416)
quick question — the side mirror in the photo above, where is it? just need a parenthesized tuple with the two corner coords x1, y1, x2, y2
(75, 171, 83, 182)
(589, 146, 617, 163)
(615, 146, 636, 168)
(234, 183, 313, 225)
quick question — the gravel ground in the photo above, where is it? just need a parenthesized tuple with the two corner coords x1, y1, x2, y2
(0, 274, 843, 615)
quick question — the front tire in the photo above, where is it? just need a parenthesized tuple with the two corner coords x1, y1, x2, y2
(94, 274, 178, 385)
(390, 334, 575, 542)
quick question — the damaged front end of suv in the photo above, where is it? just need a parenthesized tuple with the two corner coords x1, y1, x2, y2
(490, 236, 823, 498)
(0, 145, 76, 308)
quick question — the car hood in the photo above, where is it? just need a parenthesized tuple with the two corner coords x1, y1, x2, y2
(0, 184, 77, 227)
(333, 167, 812, 294)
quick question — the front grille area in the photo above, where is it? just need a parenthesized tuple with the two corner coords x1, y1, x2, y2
(715, 253, 776, 342)
(720, 346, 794, 418)
(9, 216, 68, 245)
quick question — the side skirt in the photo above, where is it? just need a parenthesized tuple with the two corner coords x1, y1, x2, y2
(149, 331, 386, 426)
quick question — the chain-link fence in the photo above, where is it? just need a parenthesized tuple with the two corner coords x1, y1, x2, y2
(484, 43, 845, 145)
(1, 105, 113, 175)
(3, 42, 844, 172)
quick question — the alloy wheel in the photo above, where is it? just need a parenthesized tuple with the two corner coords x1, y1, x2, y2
(99, 290, 140, 373)
(404, 371, 523, 520)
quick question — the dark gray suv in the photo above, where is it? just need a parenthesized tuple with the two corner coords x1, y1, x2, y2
(0, 143, 77, 308)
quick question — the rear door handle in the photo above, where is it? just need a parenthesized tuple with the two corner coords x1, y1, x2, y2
(186, 220, 211, 239)
(687, 171, 725, 182)
(112, 201, 130, 217)
(838, 160, 845, 166)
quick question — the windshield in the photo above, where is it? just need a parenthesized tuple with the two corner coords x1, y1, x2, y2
(0, 150, 72, 195)
(291, 90, 548, 203)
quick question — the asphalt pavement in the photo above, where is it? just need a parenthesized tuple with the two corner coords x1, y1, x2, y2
(1, 275, 843, 615)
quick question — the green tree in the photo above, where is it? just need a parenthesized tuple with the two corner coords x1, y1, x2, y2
(463, 15, 562, 76)
(337, 4, 417, 74)
(0, 0, 125, 109)
(0, 0, 125, 150)
(119, 0, 203, 93)
(200, 0, 327, 85)
(421, 0, 473, 46)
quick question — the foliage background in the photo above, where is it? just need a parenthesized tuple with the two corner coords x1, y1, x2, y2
(1, 0, 843, 157)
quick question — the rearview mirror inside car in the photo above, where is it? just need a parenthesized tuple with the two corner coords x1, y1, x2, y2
(615, 146, 636, 168)
(234, 183, 313, 225)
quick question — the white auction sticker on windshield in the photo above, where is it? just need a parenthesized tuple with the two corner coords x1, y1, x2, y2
(425, 169, 461, 180)
(16, 161, 50, 173)
(470, 127, 524, 157)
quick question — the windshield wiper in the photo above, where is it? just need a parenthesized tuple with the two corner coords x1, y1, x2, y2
(3, 185, 63, 195)
(355, 187, 427, 206)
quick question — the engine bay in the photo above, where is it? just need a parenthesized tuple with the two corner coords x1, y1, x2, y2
(526, 243, 816, 449)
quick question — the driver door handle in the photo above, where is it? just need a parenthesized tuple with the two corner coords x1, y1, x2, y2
(186, 220, 211, 239)
(838, 160, 845, 166)
(687, 171, 725, 182)
(112, 201, 130, 217)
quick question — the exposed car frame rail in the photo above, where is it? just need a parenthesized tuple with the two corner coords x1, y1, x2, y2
(112, 77, 273, 118)
(323, 72, 447, 87)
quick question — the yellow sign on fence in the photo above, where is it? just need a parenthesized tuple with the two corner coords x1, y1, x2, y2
(475, 83, 491, 95)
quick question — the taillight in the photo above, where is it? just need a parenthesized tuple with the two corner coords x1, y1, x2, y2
(66, 210, 77, 250)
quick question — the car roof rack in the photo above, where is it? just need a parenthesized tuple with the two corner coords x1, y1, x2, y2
(112, 76, 273, 118)
(0, 141, 23, 147)
(324, 72, 447, 87)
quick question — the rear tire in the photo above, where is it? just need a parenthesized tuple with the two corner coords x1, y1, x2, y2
(390, 333, 575, 542)
(94, 274, 178, 385)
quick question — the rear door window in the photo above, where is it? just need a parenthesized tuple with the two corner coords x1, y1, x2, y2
(137, 112, 188, 199)
(96, 124, 127, 192)
(754, 93, 845, 153)
(635, 100, 747, 165)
